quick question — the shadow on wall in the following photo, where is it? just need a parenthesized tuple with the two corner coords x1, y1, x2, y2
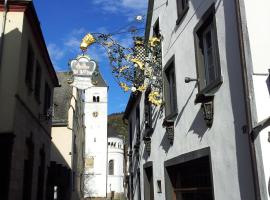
(175, 83, 197, 126)
(47, 142, 82, 200)
(160, 129, 171, 153)
(50, 141, 70, 167)
(151, 105, 164, 131)
(46, 142, 74, 200)
(223, 0, 256, 199)
(266, 76, 270, 95)
(188, 109, 208, 140)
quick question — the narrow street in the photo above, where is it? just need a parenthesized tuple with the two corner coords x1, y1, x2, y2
(0, 0, 269, 200)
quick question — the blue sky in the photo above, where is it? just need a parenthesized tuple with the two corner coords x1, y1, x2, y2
(33, 0, 148, 114)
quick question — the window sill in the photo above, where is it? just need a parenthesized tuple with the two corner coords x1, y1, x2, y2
(176, 6, 189, 25)
(144, 127, 154, 137)
(195, 93, 214, 104)
(196, 76, 223, 104)
(163, 112, 178, 127)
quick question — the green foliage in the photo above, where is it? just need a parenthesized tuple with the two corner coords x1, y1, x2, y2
(108, 112, 128, 139)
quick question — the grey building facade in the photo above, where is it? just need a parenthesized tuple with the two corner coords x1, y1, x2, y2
(124, 0, 268, 200)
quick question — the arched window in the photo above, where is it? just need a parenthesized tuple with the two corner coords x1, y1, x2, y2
(93, 95, 100, 102)
(109, 160, 114, 175)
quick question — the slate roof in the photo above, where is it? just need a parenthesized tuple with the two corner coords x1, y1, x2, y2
(92, 65, 107, 87)
(52, 72, 73, 124)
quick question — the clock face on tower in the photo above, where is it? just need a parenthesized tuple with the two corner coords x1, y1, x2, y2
(93, 111, 99, 117)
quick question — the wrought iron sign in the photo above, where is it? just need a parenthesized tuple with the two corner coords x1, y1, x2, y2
(79, 33, 163, 106)
(69, 55, 98, 90)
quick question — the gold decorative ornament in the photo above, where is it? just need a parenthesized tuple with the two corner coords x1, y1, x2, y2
(103, 41, 114, 47)
(80, 33, 96, 51)
(131, 58, 144, 70)
(119, 66, 129, 73)
(149, 37, 161, 47)
(137, 84, 147, 92)
(125, 54, 132, 61)
(120, 82, 129, 92)
(148, 90, 163, 106)
(135, 40, 144, 45)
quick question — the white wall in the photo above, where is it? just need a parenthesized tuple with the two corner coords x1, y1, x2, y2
(51, 127, 72, 168)
(107, 137, 124, 194)
(84, 86, 108, 198)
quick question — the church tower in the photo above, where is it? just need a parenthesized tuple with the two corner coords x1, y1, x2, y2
(84, 59, 108, 198)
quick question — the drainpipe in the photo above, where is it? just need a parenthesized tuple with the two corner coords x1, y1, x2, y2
(0, 0, 8, 68)
(234, 0, 261, 199)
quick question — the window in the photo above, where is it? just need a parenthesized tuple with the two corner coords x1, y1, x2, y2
(73, 135, 77, 154)
(144, 163, 154, 200)
(25, 42, 35, 90)
(137, 170, 142, 200)
(72, 172, 76, 191)
(152, 19, 162, 61)
(93, 95, 100, 102)
(153, 18, 160, 38)
(36, 149, 45, 200)
(165, 148, 214, 200)
(129, 121, 133, 147)
(34, 62, 41, 102)
(109, 160, 114, 175)
(176, 0, 189, 24)
(0, 134, 14, 199)
(23, 138, 34, 200)
(157, 180, 162, 193)
(136, 105, 140, 142)
(164, 57, 178, 117)
(194, 5, 221, 93)
(43, 83, 51, 116)
(145, 88, 152, 130)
